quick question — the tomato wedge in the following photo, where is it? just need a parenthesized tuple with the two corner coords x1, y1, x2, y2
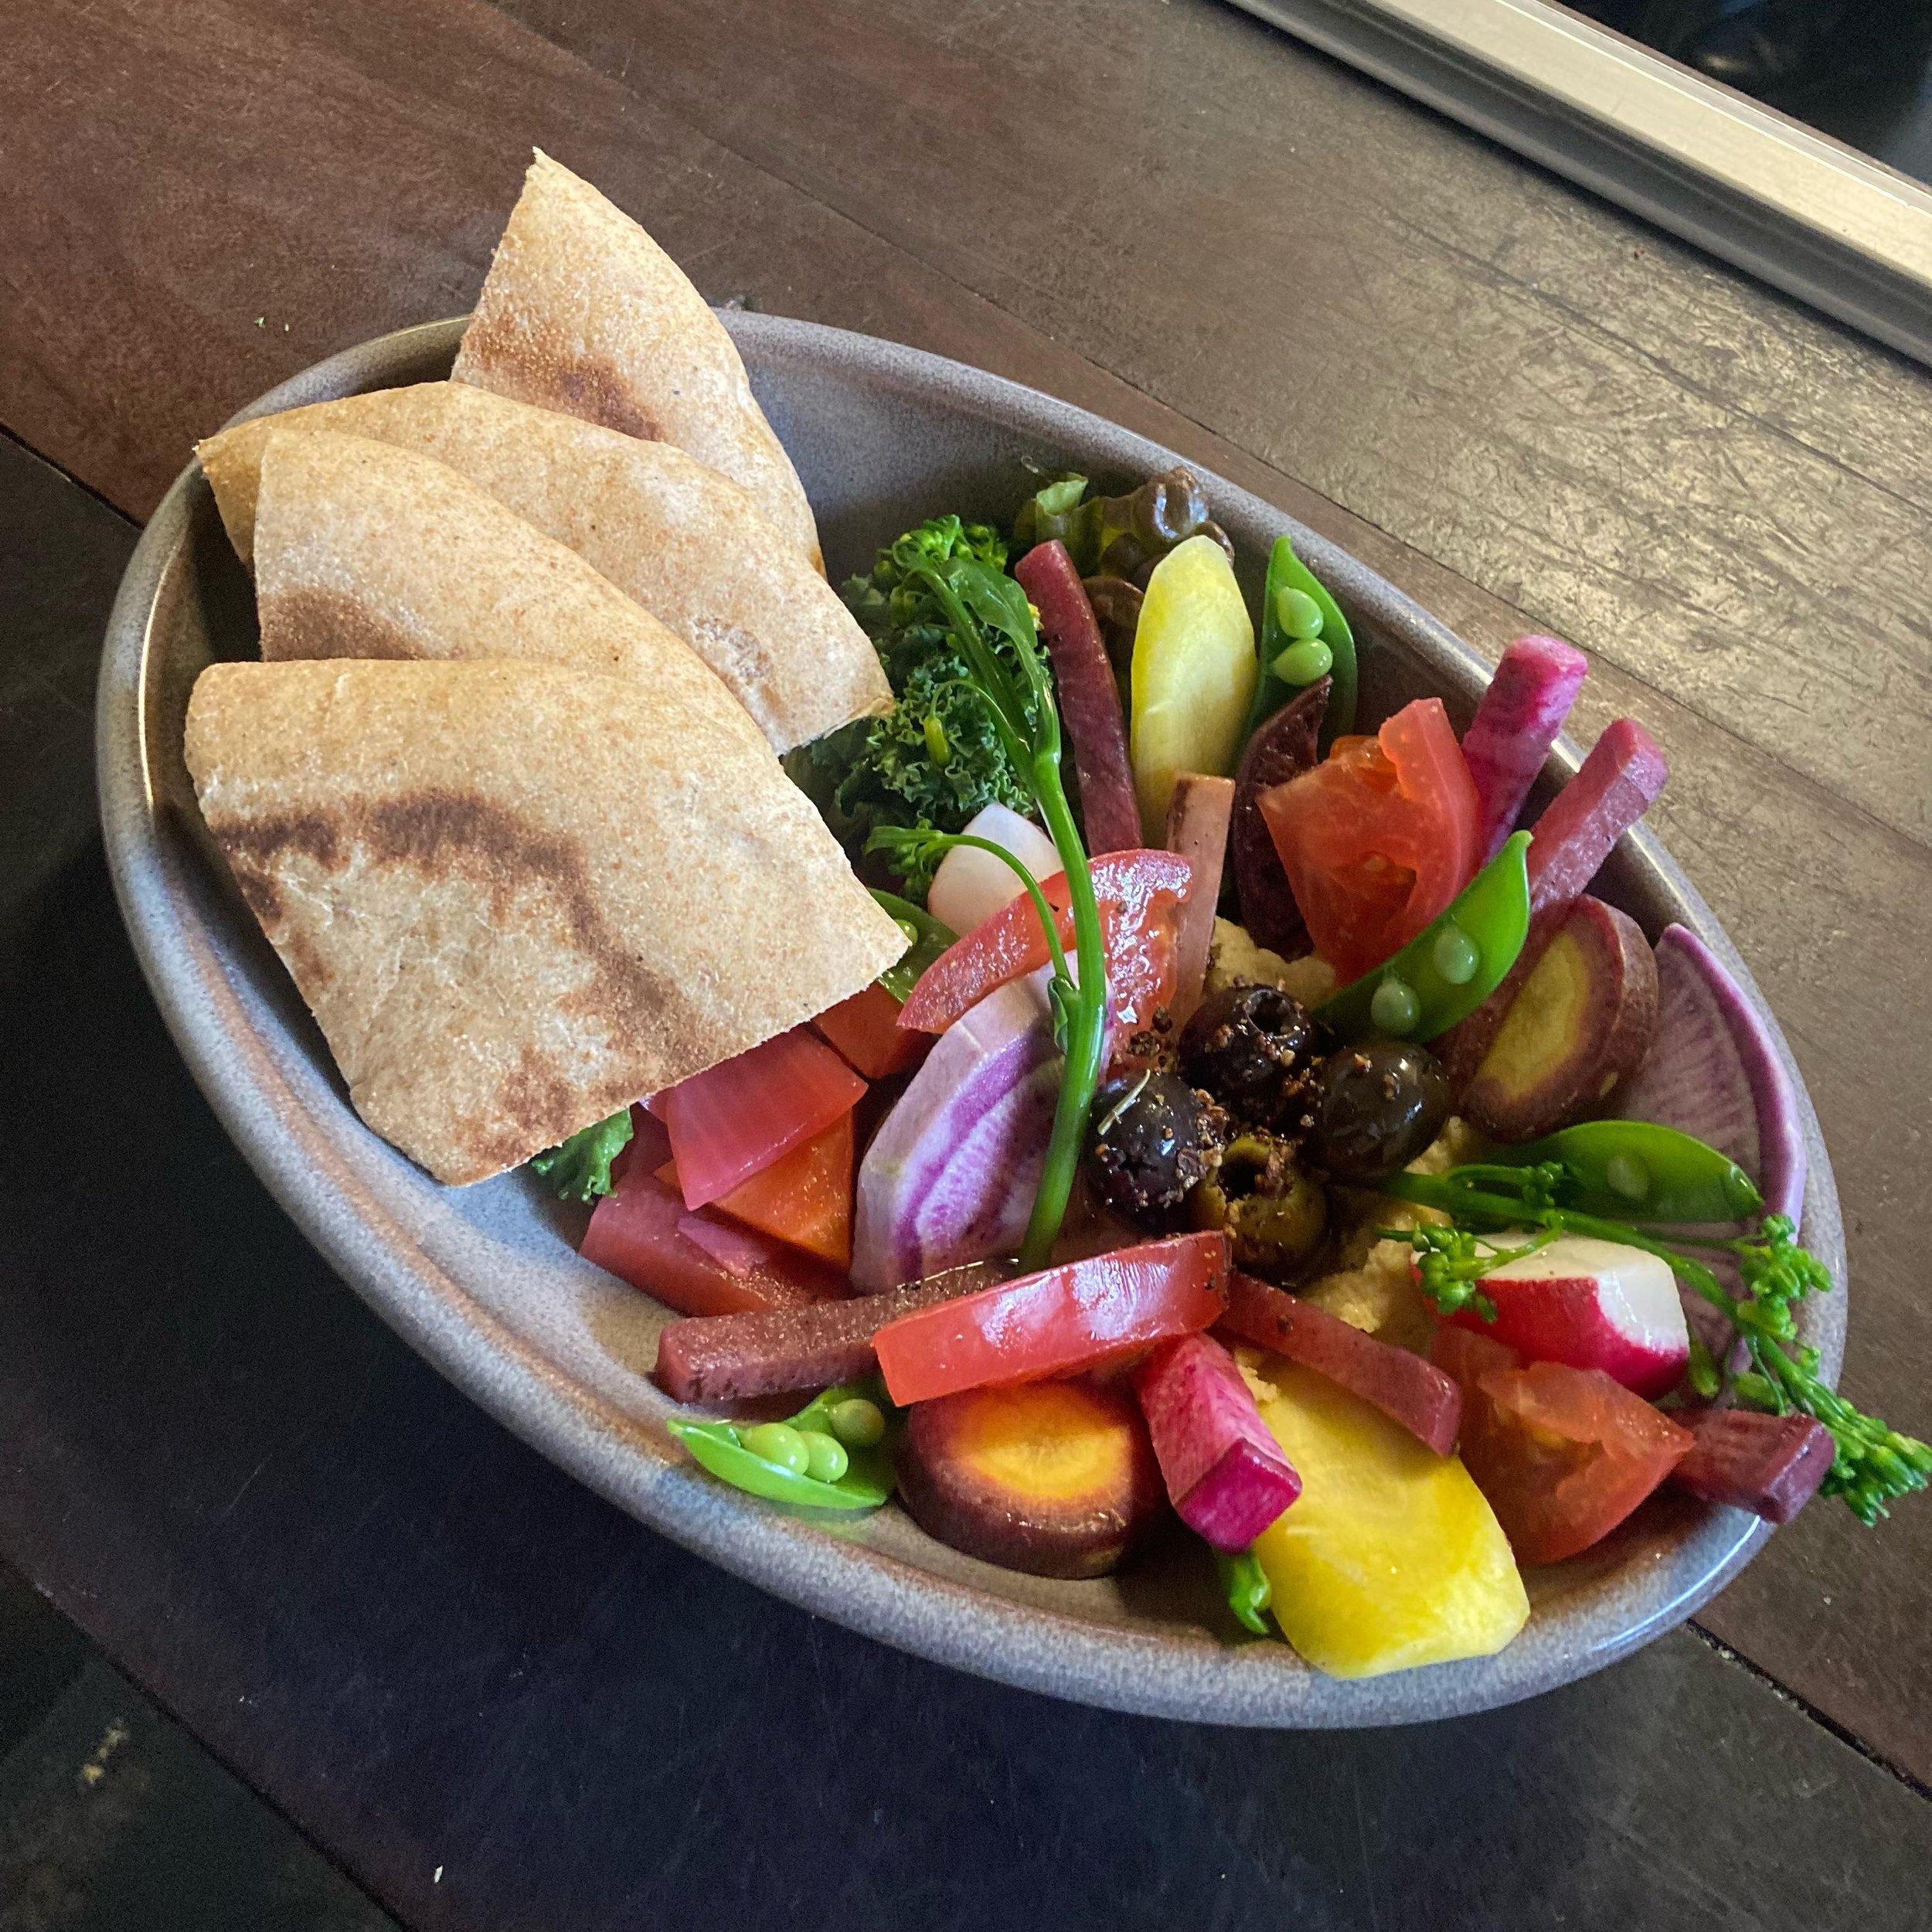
(1432, 1327, 1693, 1565)
(898, 849, 1192, 1037)
(814, 981, 930, 1080)
(581, 1164, 847, 1318)
(659, 1111, 855, 1268)
(651, 1028, 866, 1210)
(873, 1231, 1230, 1405)
(1257, 697, 1481, 981)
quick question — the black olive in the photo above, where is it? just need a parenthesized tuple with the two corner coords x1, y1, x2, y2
(1177, 981, 1321, 1132)
(1309, 1041, 1451, 1182)
(1084, 1070, 1222, 1223)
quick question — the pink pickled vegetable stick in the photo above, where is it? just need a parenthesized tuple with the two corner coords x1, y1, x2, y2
(1014, 540, 1141, 855)
(1461, 634, 1589, 862)
(1670, 1407, 1834, 1524)
(1163, 773, 1235, 1025)
(1133, 1331, 1301, 1550)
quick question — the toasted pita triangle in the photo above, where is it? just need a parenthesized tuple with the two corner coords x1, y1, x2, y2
(184, 657, 906, 1185)
(196, 384, 889, 753)
(254, 430, 736, 706)
(453, 149, 823, 571)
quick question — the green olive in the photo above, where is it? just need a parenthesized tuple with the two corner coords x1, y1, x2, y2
(801, 1429, 850, 1483)
(828, 1397, 887, 1448)
(740, 1422, 810, 1475)
(1188, 1135, 1328, 1277)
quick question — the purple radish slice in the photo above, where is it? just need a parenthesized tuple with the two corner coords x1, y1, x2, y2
(1133, 1331, 1301, 1549)
(1616, 925, 1804, 1226)
(1461, 634, 1590, 863)
(849, 977, 1060, 1292)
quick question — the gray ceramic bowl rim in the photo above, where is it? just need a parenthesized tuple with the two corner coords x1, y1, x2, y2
(96, 313, 1844, 1727)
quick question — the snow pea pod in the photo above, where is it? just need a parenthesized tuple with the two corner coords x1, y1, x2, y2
(1216, 1546, 1274, 1637)
(1244, 536, 1358, 753)
(1315, 834, 1531, 1044)
(665, 1380, 897, 1512)
(871, 891, 957, 1004)
(1488, 1120, 1764, 1223)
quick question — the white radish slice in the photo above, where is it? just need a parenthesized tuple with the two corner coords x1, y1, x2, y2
(926, 801, 1060, 935)
(1614, 925, 1804, 1225)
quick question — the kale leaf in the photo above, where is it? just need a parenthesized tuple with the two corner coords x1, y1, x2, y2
(529, 1109, 634, 1203)
(787, 515, 1045, 889)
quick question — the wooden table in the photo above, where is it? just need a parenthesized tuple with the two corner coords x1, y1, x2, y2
(4, 0, 1930, 1922)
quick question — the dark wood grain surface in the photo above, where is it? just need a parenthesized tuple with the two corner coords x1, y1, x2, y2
(2, 0, 1930, 1915)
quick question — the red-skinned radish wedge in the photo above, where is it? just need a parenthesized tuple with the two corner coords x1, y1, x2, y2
(1461, 896, 1658, 1141)
(652, 1027, 866, 1209)
(1134, 1332, 1301, 1549)
(1615, 924, 1804, 1226)
(1014, 539, 1142, 856)
(1163, 772, 1235, 1025)
(851, 978, 1059, 1292)
(1669, 1406, 1835, 1524)
(896, 1377, 1165, 1578)
(1459, 634, 1589, 863)
(926, 801, 1060, 936)
(873, 1231, 1230, 1406)
(1442, 1232, 1690, 1399)
(1220, 1271, 1461, 1455)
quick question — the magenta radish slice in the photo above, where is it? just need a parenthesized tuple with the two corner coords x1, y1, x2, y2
(1615, 925, 1804, 1226)
(1461, 634, 1589, 863)
(1134, 1332, 1301, 1549)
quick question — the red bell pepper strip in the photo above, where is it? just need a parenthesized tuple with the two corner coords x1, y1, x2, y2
(1013, 539, 1141, 855)
(872, 1230, 1230, 1405)
(650, 1027, 866, 1210)
(897, 849, 1192, 1037)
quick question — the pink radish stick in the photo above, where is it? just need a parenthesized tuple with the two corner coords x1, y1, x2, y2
(1461, 634, 1589, 862)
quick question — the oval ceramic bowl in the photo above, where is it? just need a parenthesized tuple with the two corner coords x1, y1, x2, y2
(97, 315, 1844, 1726)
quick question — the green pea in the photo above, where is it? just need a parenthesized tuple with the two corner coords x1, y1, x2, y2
(1271, 638, 1334, 686)
(827, 1396, 886, 1448)
(1432, 923, 1480, 986)
(1276, 586, 1325, 640)
(801, 1430, 849, 1484)
(1369, 976, 1420, 1036)
(1604, 1151, 1651, 1203)
(740, 1422, 810, 1475)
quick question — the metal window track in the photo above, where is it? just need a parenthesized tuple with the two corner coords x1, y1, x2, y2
(1230, 0, 1932, 367)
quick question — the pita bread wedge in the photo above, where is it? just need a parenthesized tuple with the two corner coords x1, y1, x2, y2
(183, 657, 906, 1185)
(254, 430, 735, 706)
(452, 150, 823, 570)
(196, 383, 889, 753)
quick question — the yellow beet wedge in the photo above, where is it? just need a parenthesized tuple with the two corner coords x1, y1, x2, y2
(1244, 1359, 1529, 1679)
(1129, 535, 1257, 842)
